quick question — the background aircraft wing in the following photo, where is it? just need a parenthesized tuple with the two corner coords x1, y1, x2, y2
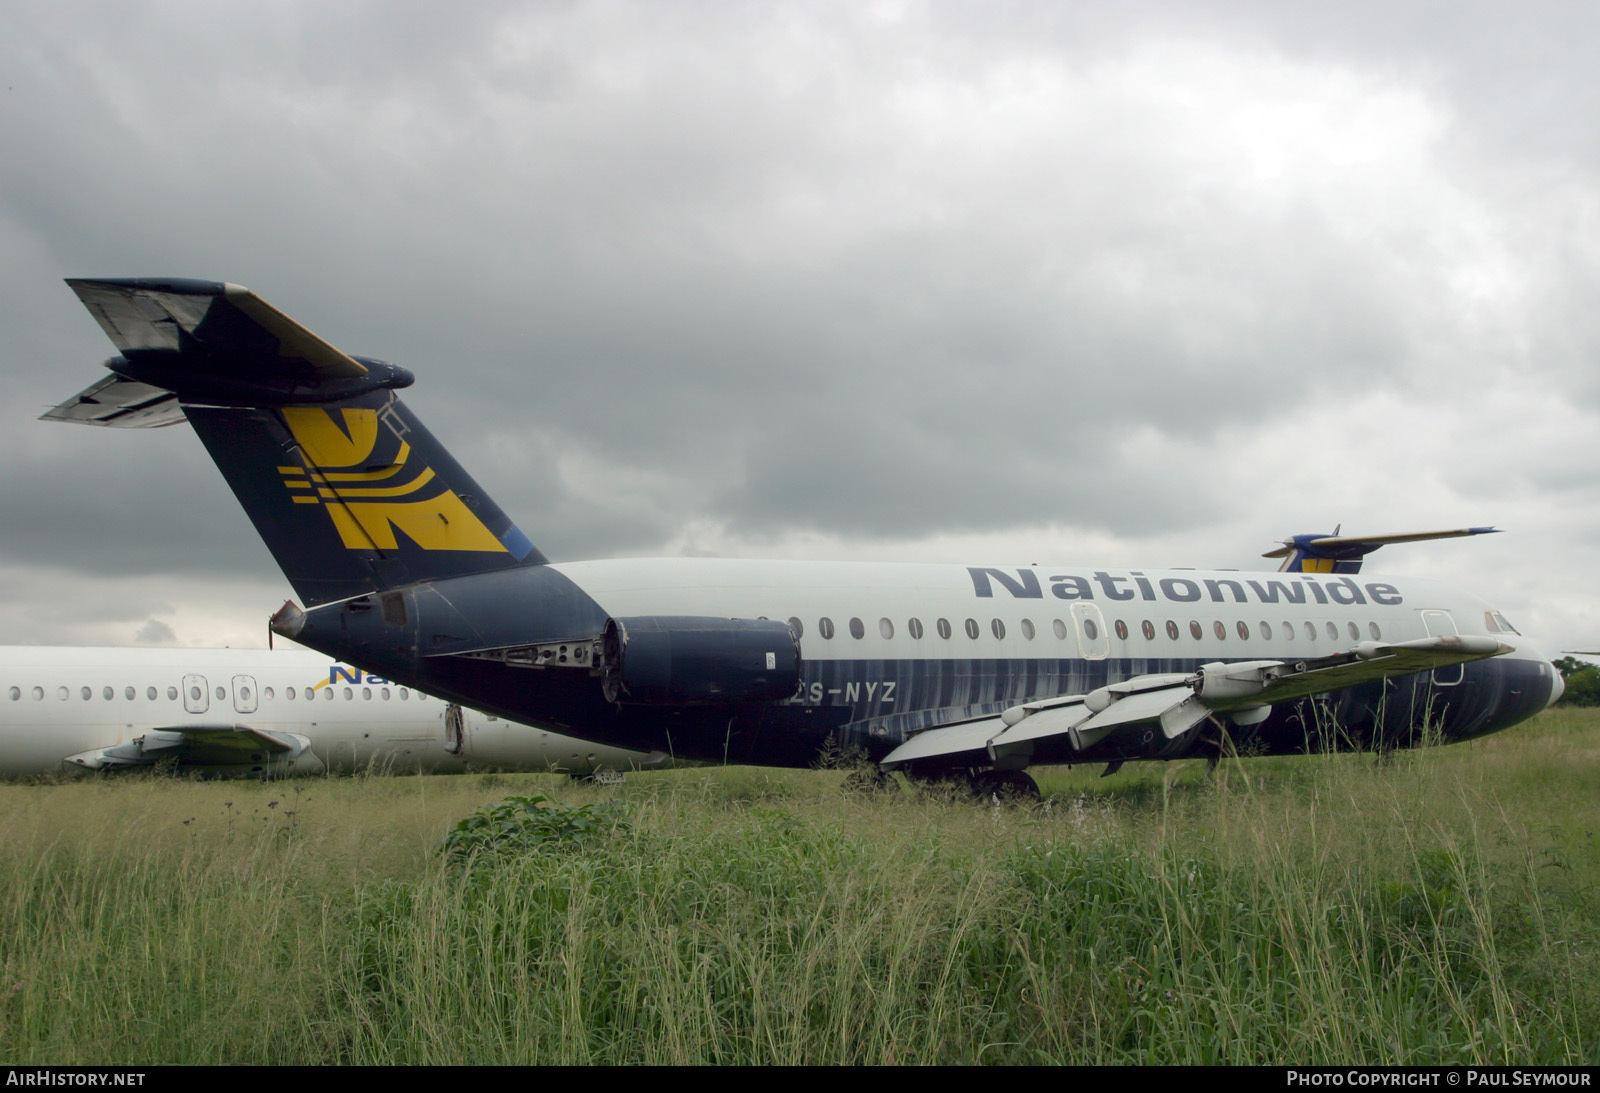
(880, 634, 1510, 771)
(65, 723, 317, 771)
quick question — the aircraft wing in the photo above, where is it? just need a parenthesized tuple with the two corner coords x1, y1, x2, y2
(879, 634, 1511, 772)
(64, 723, 318, 772)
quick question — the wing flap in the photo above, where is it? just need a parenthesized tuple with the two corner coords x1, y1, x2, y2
(881, 634, 1510, 771)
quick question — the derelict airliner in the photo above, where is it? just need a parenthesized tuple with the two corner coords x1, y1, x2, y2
(0, 646, 657, 777)
(41, 279, 1562, 796)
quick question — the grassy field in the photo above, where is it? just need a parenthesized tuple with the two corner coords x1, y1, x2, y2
(0, 708, 1595, 1065)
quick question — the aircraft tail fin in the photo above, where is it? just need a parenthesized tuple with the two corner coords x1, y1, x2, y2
(45, 278, 544, 606)
(1262, 526, 1498, 573)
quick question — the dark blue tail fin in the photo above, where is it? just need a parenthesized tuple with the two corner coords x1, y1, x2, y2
(45, 278, 543, 605)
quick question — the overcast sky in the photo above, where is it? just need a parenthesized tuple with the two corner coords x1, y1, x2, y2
(1, 0, 1597, 658)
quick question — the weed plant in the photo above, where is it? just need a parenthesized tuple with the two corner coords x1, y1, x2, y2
(0, 709, 1594, 1064)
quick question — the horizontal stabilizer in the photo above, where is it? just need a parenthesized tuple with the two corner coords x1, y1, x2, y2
(1263, 527, 1498, 573)
(51, 279, 413, 409)
(880, 634, 1509, 771)
(41, 374, 185, 428)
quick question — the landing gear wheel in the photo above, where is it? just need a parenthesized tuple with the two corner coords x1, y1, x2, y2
(969, 769, 1040, 802)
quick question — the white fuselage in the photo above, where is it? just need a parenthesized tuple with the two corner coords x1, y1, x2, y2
(0, 646, 656, 777)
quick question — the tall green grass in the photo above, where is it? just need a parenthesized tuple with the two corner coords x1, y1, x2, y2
(0, 710, 1594, 1064)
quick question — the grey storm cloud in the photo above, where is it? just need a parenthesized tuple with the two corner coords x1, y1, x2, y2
(0, 0, 1597, 650)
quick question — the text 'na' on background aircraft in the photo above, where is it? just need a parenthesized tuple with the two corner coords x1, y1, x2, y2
(0, 646, 659, 778)
(41, 278, 1563, 798)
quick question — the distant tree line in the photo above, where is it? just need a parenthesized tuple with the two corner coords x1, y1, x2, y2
(1552, 656, 1600, 707)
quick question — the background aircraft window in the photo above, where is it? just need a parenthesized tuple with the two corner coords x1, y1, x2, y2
(964, 618, 980, 640)
(147, 686, 157, 701)
(936, 618, 952, 639)
(80, 687, 91, 701)
(1082, 618, 1097, 641)
(32, 687, 43, 701)
(878, 618, 893, 639)
(1023, 619, 1038, 640)
(189, 685, 202, 702)
(166, 686, 177, 700)
(1347, 622, 1360, 641)
(1305, 622, 1317, 641)
(908, 618, 924, 639)
(214, 686, 225, 701)
(1053, 619, 1068, 640)
(1237, 621, 1250, 640)
(849, 617, 865, 639)
(399, 688, 410, 700)
(264, 687, 274, 701)
(101, 686, 112, 701)
(1259, 621, 1271, 640)
(343, 687, 353, 700)
(1282, 621, 1294, 641)
(382, 688, 391, 700)
(1142, 620, 1156, 640)
(1213, 622, 1227, 640)
(1325, 622, 1338, 641)
(819, 617, 835, 639)
(1189, 621, 1202, 640)
(1369, 622, 1382, 640)
(6, 687, 16, 701)
(124, 686, 134, 700)
(323, 689, 334, 701)
(287, 687, 297, 700)
(788, 617, 803, 639)
(363, 687, 372, 700)
(991, 619, 1006, 640)
(57, 686, 67, 701)
(306, 689, 316, 701)
(1166, 620, 1180, 640)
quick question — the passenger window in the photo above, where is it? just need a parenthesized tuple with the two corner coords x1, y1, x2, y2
(936, 618, 952, 639)
(964, 618, 980, 640)
(264, 687, 274, 701)
(287, 687, 297, 700)
(819, 618, 835, 639)
(1326, 622, 1338, 640)
(1189, 621, 1202, 640)
(123, 686, 134, 701)
(1305, 621, 1317, 641)
(32, 687, 43, 701)
(323, 689, 334, 701)
(399, 688, 410, 700)
(1082, 619, 1097, 641)
(101, 686, 112, 701)
(1369, 622, 1382, 640)
(1237, 621, 1250, 640)
(879, 618, 894, 639)
(81, 687, 91, 701)
(1166, 620, 1180, 640)
(1022, 619, 1037, 640)
(1347, 622, 1359, 641)
(6, 687, 16, 701)
(343, 687, 353, 700)
(363, 687, 372, 700)
(788, 617, 804, 639)
(1281, 621, 1293, 641)
(57, 687, 68, 701)
(1141, 620, 1156, 640)
(908, 618, 924, 639)
(382, 688, 391, 700)
(991, 619, 1006, 640)
(1214, 621, 1227, 640)
(1053, 619, 1068, 640)
(166, 686, 177, 700)
(146, 686, 157, 701)
(1113, 620, 1128, 640)
(849, 617, 865, 639)
(1259, 621, 1271, 640)
(215, 686, 225, 701)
